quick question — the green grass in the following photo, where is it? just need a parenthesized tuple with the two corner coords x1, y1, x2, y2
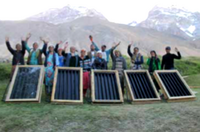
(0, 57, 200, 132)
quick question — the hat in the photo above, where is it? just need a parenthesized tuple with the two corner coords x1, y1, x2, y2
(166, 46, 171, 50)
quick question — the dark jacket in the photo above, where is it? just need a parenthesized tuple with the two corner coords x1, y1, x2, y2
(92, 58, 107, 70)
(161, 52, 181, 70)
(6, 41, 26, 65)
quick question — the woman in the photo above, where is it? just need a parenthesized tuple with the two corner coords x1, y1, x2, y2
(5, 36, 26, 78)
(147, 50, 161, 73)
(79, 49, 91, 97)
(111, 48, 127, 95)
(43, 42, 59, 102)
(127, 42, 144, 70)
(92, 51, 107, 70)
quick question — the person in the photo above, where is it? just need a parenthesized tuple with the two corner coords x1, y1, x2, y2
(110, 43, 127, 95)
(127, 42, 144, 70)
(23, 34, 43, 65)
(42, 40, 59, 102)
(55, 42, 79, 67)
(92, 51, 107, 70)
(89, 35, 120, 64)
(5, 36, 26, 78)
(79, 49, 91, 97)
(87, 36, 98, 65)
(161, 46, 181, 70)
(147, 50, 161, 73)
(54, 41, 65, 67)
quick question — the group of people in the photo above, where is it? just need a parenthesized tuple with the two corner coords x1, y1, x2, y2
(6, 33, 181, 101)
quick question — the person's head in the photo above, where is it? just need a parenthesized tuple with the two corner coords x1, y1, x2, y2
(97, 51, 102, 58)
(80, 49, 86, 57)
(33, 42, 38, 50)
(115, 50, 121, 57)
(150, 50, 157, 58)
(101, 45, 106, 52)
(48, 45, 54, 52)
(58, 48, 63, 56)
(70, 46, 76, 53)
(90, 44, 95, 51)
(133, 47, 139, 54)
(165, 46, 171, 53)
(15, 43, 21, 51)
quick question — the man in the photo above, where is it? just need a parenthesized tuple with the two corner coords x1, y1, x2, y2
(161, 46, 181, 70)
(111, 43, 127, 95)
(89, 35, 120, 64)
(127, 42, 144, 70)
(87, 41, 98, 65)
(55, 42, 79, 67)
(5, 36, 26, 77)
(23, 34, 44, 65)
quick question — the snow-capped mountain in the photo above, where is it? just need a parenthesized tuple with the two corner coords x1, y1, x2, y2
(26, 5, 107, 24)
(134, 6, 200, 39)
(128, 21, 138, 26)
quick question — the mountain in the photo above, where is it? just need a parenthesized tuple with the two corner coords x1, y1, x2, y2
(128, 21, 138, 26)
(134, 6, 200, 40)
(1, 17, 200, 60)
(26, 5, 107, 24)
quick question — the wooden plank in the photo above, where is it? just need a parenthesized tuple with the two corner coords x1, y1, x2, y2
(5, 65, 44, 103)
(51, 67, 83, 104)
(124, 70, 161, 104)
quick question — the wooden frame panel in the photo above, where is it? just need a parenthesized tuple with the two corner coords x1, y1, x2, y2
(153, 70, 196, 102)
(91, 70, 124, 104)
(124, 70, 161, 104)
(51, 67, 83, 104)
(5, 65, 45, 103)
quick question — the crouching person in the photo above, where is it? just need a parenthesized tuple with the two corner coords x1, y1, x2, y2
(111, 43, 127, 95)
(79, 49, 91, 97)
(43, 41, 59, 102)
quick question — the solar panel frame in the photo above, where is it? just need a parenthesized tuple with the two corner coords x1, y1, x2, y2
(153, 70, 196, 102)
(51, 67, 83, 104)
(5, 65, 45, 103)
(124, 70, 161, 104)
(91, 70, 124, 104)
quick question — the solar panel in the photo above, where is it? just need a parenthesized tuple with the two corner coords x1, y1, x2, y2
(5, 65, 44, 103)
(91, 70, 124, 104)
(51, 67, 83, 104)
(154, 70, 196, 102)
(124, 70, 161, 104)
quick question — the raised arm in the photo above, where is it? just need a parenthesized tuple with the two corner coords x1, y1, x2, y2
(42, 42, 48, 57)
(89, 35, 100, 51)
(107, 42, 121, 55)
(110, 48, 115, 61)
(5, 37, 15, 55)
(127, 44, 133, 57)
(21, 39, 26, 55)
(54, 41, 63, 53)
(173, 47, 181, 59)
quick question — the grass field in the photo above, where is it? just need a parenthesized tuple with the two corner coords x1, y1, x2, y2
(0, 57, 199, 132)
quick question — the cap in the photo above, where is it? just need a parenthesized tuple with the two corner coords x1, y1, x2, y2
(166, 46, 171, 50)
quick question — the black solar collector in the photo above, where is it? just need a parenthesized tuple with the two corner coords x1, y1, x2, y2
(5, 65, 44, 103)
(124, 70, 161, 104)
(154, 70, 195, 102)
(91, 70, 123, 104)
(51, 67, 83, 104)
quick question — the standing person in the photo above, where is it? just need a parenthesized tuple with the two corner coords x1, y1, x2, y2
(127, 42, 144, 70)
(110, 43, 127, 95)
(161, 46, 181, 70)
(55, 42, 79, 67)
(5, 36, 26, 78)
(23, 34, 43, 65)
(87, 36, 98, 65)
(89, 35, 120, 65)
(147, 50, 161, 73)
(92, 51, 107, 70)
(79, 49, 91, 97)
(43, 41, 59, 102)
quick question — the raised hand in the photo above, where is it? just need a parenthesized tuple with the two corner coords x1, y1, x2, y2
(89, 35, 93, 42)
(21, 37, 26, 41)
(58, 41, 63, 45)
(26, 33, 31, 40)
(128, 41, 134, 46)
(64, 42, 69, 50)
(175, 47, 179, 52)
(5, 36, 9, 42)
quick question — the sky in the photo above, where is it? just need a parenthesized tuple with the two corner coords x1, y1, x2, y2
(0, 0, 199, 24)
